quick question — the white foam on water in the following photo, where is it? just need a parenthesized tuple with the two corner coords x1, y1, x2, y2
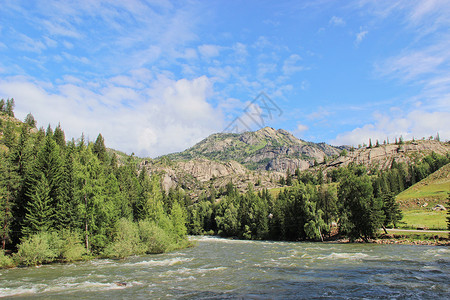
(318, 252, 371, 260)
(162, 266, 227, 277)
(42, 280, 142, 293)
(424, 248, 450, 257)
(123, 257, 192, 267)
(0, 286, 40, 298)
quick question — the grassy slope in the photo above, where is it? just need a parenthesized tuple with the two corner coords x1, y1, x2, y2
(396, 163, 450, 230)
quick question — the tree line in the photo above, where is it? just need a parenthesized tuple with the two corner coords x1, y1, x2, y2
(187, 152, 449, 242)
(0, 104, 189, 267)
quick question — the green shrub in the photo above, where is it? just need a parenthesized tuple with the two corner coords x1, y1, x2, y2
(59, 230, 86, 262)
(138, 220, 174, 254)
(14, 232, 59, 266)
(0, 250, 15, 268)
(104, 219, 144, 259)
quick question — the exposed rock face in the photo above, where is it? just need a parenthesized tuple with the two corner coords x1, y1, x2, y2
(166, 127, 343, 172)
(142, 129, 449, 197)
(178, 159, 247, 182)
(325, 140, 450, 171)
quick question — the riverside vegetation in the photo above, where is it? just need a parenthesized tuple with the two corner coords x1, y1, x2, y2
(0, 99, 190, 268)
(1, 98, 449, 269)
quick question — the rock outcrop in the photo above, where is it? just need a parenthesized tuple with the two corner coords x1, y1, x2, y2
(165, 127, 343, 172)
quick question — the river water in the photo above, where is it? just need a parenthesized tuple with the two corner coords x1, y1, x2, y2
(1, 236, 449, 299)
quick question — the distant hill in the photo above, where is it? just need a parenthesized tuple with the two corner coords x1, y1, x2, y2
(396, 162, 450, 208)
(165, 127, 343, 172)
(323, 140, 450, 172)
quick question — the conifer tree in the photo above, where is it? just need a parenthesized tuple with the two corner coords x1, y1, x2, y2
(24, 113, 37, 128)
(23, 174, 53, 235)
(46, 124, 53, 138)
(0, 153, 20, 249)
(53, 123, 66, 149)
(5, 98, 15, 117)
(93, 134, 107, 163)
(3, 121, 16, 148)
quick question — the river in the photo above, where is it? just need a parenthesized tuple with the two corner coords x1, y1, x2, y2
(1, 236, 449, 299)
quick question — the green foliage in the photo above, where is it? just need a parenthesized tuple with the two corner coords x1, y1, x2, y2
(93, 134, 107, 163)
(338, 174, 384, 241)
(104, 218, 144, 259)
(23, 174, 54, 235)
(138, 220, 174, 254)
(14, 231, 59, 266)
(3, 121, 16, 148)
(24, 113, 36, 128)
(0, 250, 15, 268)
(58, 230, 86, 262)
(339, 149, 348, 157)
(381, 192, 402, 228)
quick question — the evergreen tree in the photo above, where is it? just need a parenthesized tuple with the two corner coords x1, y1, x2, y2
(24, 113, 37, 128)
(0, 153, 20, 249)
(381, 192, 402, 229)
(0, 99, 5, 112)
(3, 121, 16, 148)
(5, 98, 15, 117)
(23, 174, 53, 235)
(93, 134, 107, 163)
(46, 124, 53, 138)
(53, 123, 66, 149)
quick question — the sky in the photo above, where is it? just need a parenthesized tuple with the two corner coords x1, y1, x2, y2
(1, 0, 449, 157)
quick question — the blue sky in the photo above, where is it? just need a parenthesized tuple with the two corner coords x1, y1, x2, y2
(1, 0, 449, 157)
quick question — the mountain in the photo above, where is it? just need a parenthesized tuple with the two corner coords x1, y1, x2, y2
(165, 127, 343, 172)
(324, 139, 450, 171)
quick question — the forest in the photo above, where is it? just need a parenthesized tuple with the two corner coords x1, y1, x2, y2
(1, 98, 449, 268)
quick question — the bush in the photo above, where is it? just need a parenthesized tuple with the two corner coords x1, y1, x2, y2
(138, 220, 174, 254)
(0, 250, 15, 268)
(104, 219, 145, 259)
(14, 232, 59, 266)
(59, 230, 86, 262)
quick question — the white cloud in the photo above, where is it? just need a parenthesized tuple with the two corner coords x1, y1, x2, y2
(198, 44, 221, 58)
(329, 16, 345, 26)
(296, 123, 308, 133)
(330, 110, 450, 146)
(0, 74, 223, 157)
(282, 54, 305, 75)
(355, 29, 368, 45)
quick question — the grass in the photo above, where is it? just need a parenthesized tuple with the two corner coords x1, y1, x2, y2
(396, 163, 450, 204)
(384, 230, 448, 239)
(268, 187, 285, 197)
(399, 209, 448, 230)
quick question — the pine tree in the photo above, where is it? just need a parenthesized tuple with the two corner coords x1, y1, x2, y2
(23, 174, 53, 235)
(5, 98, 15, 117)
(0, 99, 5, 112)
(54, 151, 81, 230)
(382, 192, 402, 228)
(24, 113, 37, 128)
(3, 121, 16, 148)
(53, 123, 66, 149)
(46, 124, 53, 138)
(0, 153, 20, 249)
(93, 134, 107, 163)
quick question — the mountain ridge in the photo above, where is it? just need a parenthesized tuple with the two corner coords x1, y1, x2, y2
(164, 126, 344, 172)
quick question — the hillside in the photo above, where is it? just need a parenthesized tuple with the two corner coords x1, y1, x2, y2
(165, 127, 343, 172)
(396, 162, 450, 207)
(323, 140, 450, 172)
(395, 163, 450, 230)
